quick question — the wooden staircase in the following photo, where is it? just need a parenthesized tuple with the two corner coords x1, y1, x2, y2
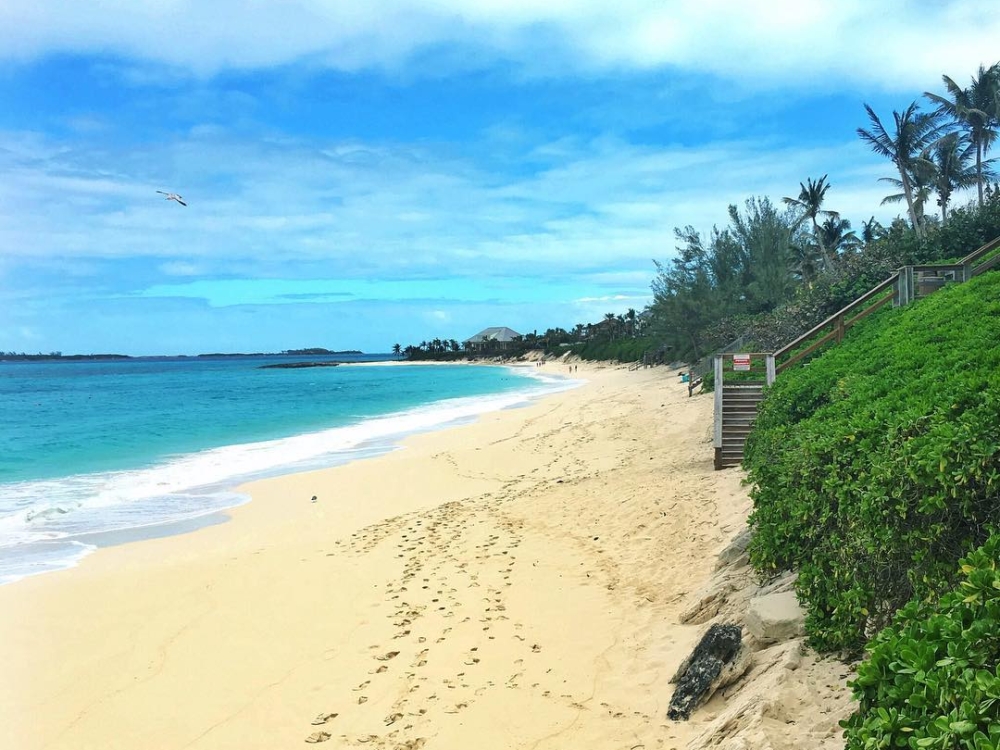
(716, 383, 766, 469)
(711, 354, 774, 470)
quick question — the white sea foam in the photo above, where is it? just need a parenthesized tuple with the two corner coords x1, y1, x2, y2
(0, 369, 580, 585)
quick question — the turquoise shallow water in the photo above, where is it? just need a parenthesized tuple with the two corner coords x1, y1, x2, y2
(0, 356, 577, 584)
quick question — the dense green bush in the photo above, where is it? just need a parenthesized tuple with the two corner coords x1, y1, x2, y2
(842, 533, 1000, 750)
(568, 337, 657, 363)
(744, 272, 1000, 652)
(916, 186, 1000, 264)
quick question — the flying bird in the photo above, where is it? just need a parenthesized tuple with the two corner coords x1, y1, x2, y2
(156, 190, 187, 206)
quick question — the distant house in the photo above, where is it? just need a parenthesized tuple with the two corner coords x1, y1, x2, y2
(463, 326, 523, 353)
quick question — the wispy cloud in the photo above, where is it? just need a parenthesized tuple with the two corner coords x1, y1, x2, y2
(3, 1, 997, 89)
(0, 127, 907, 297)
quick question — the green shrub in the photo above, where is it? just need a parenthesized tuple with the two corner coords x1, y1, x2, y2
(842, 533, 1000, 750)
(744, 272, 1000, 652)
(568, 337, 656, 363)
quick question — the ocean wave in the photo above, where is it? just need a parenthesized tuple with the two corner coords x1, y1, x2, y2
(0, 370, 579, 584)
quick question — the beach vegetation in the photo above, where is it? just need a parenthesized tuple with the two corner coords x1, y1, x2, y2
(841, 534, 1000, 750)
(743, 271, 1000, 654)
(396, 63, 999, 377)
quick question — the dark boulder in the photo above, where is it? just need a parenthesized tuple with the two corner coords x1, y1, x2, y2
(667, 623, 744, 720)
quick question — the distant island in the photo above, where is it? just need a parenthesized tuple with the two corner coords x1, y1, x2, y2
(195, 348, 363, 358)
(257, 361, 342, 369)
(0, 348, 363, 362)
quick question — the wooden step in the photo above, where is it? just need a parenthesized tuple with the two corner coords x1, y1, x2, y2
(716, 381, 766, 469)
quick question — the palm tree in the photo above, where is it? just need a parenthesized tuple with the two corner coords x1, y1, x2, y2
(782, 175, 839, 271)
(789, 240, 823, 286)
(817, 216, 861, 257)
(857, 103, 942, 237)
(879, 159, 934, 231)
(928, 132, 982, 223)
(925, 63, 1000, 206)
(861, 217, 886, 246)
(392, 343, 402, 358)
(603, 312, 617, 340)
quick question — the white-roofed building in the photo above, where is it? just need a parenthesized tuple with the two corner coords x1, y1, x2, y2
(463, 327, 523, 353)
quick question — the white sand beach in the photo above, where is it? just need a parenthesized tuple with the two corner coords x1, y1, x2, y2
(0, 363, 854, 750)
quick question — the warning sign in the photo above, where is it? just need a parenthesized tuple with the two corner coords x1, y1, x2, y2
(732, 354, 751, 371)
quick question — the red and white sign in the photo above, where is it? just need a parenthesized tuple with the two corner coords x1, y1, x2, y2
(732, 354, 751, 371)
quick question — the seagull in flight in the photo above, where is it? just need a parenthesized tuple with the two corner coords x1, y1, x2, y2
(156, 190, 187, 206)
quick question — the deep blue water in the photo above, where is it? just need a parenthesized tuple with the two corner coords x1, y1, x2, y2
(0, 356, 575, 584)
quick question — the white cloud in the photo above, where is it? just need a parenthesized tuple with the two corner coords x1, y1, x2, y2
(1, 1, 997, 90)
(0, 126, 905, 304)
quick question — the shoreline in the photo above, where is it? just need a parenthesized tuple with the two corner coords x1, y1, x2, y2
(0, 362, 852, 750)
(0, 361, 574, 587)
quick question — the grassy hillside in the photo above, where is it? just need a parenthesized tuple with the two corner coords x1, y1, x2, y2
(744, 272, 1000, 653)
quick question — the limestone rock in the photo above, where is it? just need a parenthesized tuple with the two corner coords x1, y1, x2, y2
(715, 526, 753, 570)
(745, 590, 805, 645)
(679, 576, 736, 625)
(756, 571, 797, 596)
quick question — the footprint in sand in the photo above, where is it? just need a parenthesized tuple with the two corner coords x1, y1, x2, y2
(375, 651, 400, 661)
(305, 730, 331, 743)
(311, 712, 338, 725)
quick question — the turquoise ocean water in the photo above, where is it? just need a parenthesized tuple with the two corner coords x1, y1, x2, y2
(0, 356, 578, 585)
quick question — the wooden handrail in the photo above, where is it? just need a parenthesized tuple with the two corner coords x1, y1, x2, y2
(769, 234, 1000, 378)
(973, 251, 1000, 277)
(773, 272, 899, 360)
(960, 235, 1000, 266)
(775, 289, 895, 374)
(910, 263, 967, 273)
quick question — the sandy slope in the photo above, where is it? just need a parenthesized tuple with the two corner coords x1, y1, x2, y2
(0, 363, 853, 750)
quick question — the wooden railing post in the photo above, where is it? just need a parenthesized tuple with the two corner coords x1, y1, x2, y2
(765, 355, 775, 385)
(713, 356, 723, 469)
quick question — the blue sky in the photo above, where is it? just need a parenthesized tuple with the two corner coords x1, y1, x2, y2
(1, 1, 997, 355)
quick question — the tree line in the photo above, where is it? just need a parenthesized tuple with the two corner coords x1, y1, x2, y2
(394, 308, 651, 361)
(647, 62, 1000, 362)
